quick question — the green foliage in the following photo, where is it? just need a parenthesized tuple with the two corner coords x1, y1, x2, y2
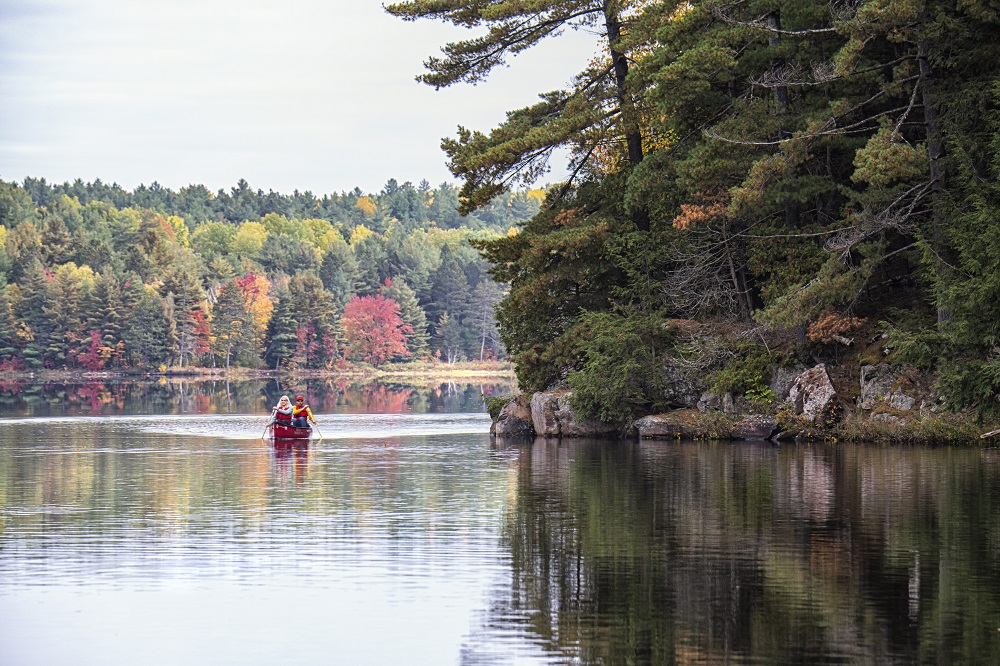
(756, 252, 877, 329)
(484, 394, 513, 421)
(567, 310, 677, 426)
(386, 1, 647, 215)
(851, 120, 930, 188)
(709, 342, 774, 402)
(745, 222, 828, 307)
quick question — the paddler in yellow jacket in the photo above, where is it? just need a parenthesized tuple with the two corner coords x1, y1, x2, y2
(290, 395, 317, 428)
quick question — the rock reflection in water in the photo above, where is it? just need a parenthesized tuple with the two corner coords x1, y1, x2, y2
(477, 438, 1000, 665)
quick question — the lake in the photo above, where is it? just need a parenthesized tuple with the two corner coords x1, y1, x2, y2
(1, 379, 999, 664)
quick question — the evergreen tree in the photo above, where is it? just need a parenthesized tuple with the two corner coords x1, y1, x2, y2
(263, 287, 299, 369)
(0, 284, 24, 363)
(213, 279, 252, 369)
(319, 240, 359, 307)
(433, 312, 464, 364)
(386, 1, 648, 221)
(380, 277, 430, 358)
(40, 217, 74, 266)
(43, 264, 88, 367)
(123, 290, 171, 368)
(288, 273, 339, 368)
(161, 269, 206, 367)
(16, 261, 52, 369)
(428, 244, 470, 333)
(87, 271, 123, 352)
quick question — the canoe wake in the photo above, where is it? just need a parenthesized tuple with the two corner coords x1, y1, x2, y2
(0, 413, 491, 440)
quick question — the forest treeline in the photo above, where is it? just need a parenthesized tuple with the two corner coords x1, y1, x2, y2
(0, 177, 542, 371)
(388, 0, 1000, 420)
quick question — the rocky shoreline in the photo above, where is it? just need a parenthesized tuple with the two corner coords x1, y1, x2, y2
(492, 362, 997, 445)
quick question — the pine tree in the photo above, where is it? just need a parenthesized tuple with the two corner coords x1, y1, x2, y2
(214, 279, 252, 369)
(16, 261, 52, 369)
(0, 284, 24, 363)
(123, 290, 171, 368)
(433, 312, 464, 364)
(264, 287, 299, 369)
(386, 0, 648, 221)
(428, 244, 470, 333)
(380, 277, 430, 358)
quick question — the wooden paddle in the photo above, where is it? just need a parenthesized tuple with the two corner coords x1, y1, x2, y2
(312, 422, 324, 441)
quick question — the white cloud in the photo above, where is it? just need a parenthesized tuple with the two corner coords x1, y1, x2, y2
(0, 0, 598, 194)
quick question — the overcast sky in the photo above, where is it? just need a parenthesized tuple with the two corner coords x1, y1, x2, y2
(0, 0, 598, 195)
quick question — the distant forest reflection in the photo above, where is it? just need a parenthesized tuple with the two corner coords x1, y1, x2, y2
(0, 377, 512, 417)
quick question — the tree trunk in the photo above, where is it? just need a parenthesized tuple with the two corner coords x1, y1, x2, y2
(603, 2, 649, 231)
(603, 4, 643, 169)
(764, 12, 800, 229)
(918, 39, 951, 326)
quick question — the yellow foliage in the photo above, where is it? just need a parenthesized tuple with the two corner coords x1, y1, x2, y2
(303, 218, 336, 249)
(54, 262, 97, 291)
(350, 224, 374, 246)
(315, 229, 344, 253)
(167, 215, 189, 248)
(243, 273, 274, 336)
(526, 188, 547, 204)
(232, 221, 267, 256)
(355, 196, 377, 216)
(0, 226, 7, 248)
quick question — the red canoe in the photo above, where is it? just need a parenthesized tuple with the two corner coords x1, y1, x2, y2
(270, 423, 312, 440)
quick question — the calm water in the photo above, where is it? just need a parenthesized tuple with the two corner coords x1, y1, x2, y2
(1, 381, 1000, 664)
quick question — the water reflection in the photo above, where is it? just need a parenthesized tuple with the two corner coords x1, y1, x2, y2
(0, 377, 512, 417)
(477, 438, 1000, 665)
(2, 395, 1000, 664)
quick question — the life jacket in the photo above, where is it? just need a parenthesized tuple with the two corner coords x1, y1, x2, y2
(274, 407, 293, 422)
(293, 404, 309, 418)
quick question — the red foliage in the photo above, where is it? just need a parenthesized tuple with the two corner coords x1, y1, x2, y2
(340, 295, 412, 367)
(235, 273, 263, 302)
(78, 331, 106, 371)
(190, 309, 212, 354)
(0, 358, 26, 372)
(77, 382, 108, 415)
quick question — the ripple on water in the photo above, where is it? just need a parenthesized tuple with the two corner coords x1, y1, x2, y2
(0, 412, 492, 440)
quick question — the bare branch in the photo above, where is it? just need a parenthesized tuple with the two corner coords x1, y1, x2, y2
(714, 5, 838, 35)
(823, 182, 933, 252)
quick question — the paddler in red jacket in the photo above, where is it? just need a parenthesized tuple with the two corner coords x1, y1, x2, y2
(291, 395, 316, 428)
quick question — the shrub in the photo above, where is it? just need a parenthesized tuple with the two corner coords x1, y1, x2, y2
(567, 310, 677, 426)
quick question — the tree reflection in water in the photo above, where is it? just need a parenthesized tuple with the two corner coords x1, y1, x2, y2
(0, 377, 511, 417)
(478, 438, 1000, 665)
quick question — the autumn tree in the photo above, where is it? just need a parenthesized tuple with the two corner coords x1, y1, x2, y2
(340, 294, 412, 366)
(213, 279, 252, 369)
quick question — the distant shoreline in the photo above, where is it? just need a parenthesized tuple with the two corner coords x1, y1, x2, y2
(0, 361, 518, 385)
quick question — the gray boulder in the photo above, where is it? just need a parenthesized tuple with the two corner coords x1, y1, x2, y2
(530, 391, 618, 438)
(632, 414, 697, 439)
(731, 414, 780, 440)
(660, 360, 706, 408)
(788, 364, 840, 423)
(859, 363, 919, 412)
(492, 395, 535, 437)
(770, 365, 805, 401)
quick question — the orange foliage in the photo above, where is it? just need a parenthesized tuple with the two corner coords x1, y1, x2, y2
(807, 312, 867, 344)
(235, 273, 273, 337)
(553, 208, 581, 227)
(672, 192, 727, 230)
